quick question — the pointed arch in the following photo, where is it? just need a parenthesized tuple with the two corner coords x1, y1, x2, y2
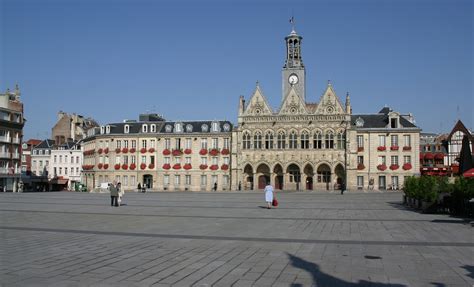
(325, 130, 334, 149)
(243, 164, 254, 191)
(273, 163, 284, 190)
(264, 130, 274, 150)
(253, 130, 262, 149)
(289, 130, 298, 149)
(277, 130, 286, 149)
(242, 131, 251, 149)
(300, 130, 310, 149)
(256, 163, 271, 189)
(334, 164, 345, 190)
(303, 163, 315, 190)
(336, 130, 346, 149)
(313, 130, 322, 149)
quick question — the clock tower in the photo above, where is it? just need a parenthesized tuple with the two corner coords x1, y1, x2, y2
(282, 27, 306, 102)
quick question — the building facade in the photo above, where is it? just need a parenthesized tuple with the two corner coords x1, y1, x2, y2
(419, 133, 449, 176)
(20, 139, 42, 191)
(81, 114, 232, 192)
(0, 85, 25, 192)
(50, 141, 83, 190)
(30, 139, 54, 191)
(52, 111, 98, 145)
(232, 27, 420, 191)
(445, 120, 473, 174)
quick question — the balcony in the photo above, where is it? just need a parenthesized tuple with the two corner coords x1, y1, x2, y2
(12, 138, 21, 144)
(0, 136, 11, 143)
(0, 152, 9, 158)
(12, 153, 20, 159)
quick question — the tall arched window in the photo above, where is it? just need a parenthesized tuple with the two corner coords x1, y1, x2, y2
(265, 131, 274, 149)
(277, 131, 286, 149)
(243, 132, 251, 149)
(301, 131, 309, 149)
(325, 131, 334, 149)
(337, 131, 346, 149)
(254, 131, 262, 149)
(289, 131, 297, 149)
(313, 131, 322, 149)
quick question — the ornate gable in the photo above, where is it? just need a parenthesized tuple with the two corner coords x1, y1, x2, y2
(243, 84, 273, 116)
(314, 83, 345, 115)
(278, 86, 308, 115)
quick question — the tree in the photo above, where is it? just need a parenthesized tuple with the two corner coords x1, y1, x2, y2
(459, 135, 473, 175)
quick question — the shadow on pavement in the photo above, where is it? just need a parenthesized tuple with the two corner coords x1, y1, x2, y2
(462, 265, 474, 279)
(287, 253, 406, 287)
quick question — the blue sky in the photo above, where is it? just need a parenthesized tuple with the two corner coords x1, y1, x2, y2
(1, 0, 472, 140)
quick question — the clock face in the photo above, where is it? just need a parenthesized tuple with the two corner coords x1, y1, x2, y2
(288, 74, 299, 85)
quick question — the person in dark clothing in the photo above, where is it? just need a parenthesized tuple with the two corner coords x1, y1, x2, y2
(109, 181, 119, 207)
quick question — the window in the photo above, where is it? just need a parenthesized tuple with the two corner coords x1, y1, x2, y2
(65, 155, 68, 163)
(212, 175, 218, 184)
(65, 168, 68, 175)
(289, 131, 297, 149)
(115, 156, 120, 164)
(357, 176, 364, 190)
(212, 122, 219, 132)
(100, 126, 105, 134)
(379, 135, 386, 147)
(59, 167, 62, 175)
(357, 135, 364, 149)
(404, 155, 411, 164)
(201, 138, 208, 149)
(254, 132, 262, 149)
(106, 125, 111, 134)
(223, 175, 229, 186)
(301, 131, 309, 149)
(150, 156, 155, 165)
(131, 176, 136, 187)
(141, 156, 146, 164)
(175, 157, 181, 164)
(175, 138, 181, 150)
(124, 140, 129, 148)
(212, 138, 218, 149)
(357, 156, 364, 165)
(131, 140, 137, 149)
(391, 135, 398, 147)
(223, 157, 229, 165)
(391, 155, 399, 166)
(392, 176, 399, 189)
(243, 132, 251, 149)
(336, 132, 345, 149)
(201, 124, 209, 132)
(70, 167, 74, 175)
(54, 155, 57, 163)
(70, 156, 73, 164)
(404, 135, 411, 147)
(325, 131, 334, 149)
(185, 175, 191, 185)
(123, 156, 128, 165)
(185, 138, 192, 149)
(390, 118, 398, 128)
(151, 124, 156, 133)
(164, 175, 170, 185)
(175, 123, 182, 133)
(116, 140, 122, 149)
(223, 138, 230, 149)
(277, 131, 286, 149)
(124, 125, 130, 133)
(265, 132, 274, 149)
(200, 175, 207, 186)
(142, 124, 148, 133)
(165, 138, 171, 149)
(212, 157, 218, 165)
(76, 167, 79, 174)
(379, 156, 386, 165)
(164, 157, 170, 164)
(201, 157, 207, 165)
(141, 140, 147, 149)
(313, 132, 322, 149)
(123, 176, 128, 186)
(175, 175, 180, 185)
(59, 155, 62, 163)
(131, 156, 136, 164)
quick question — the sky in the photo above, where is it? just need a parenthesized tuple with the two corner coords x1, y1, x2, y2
(1, 0, 472, 140)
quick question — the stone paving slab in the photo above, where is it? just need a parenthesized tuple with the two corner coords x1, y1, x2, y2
(0, 191, 473, 286)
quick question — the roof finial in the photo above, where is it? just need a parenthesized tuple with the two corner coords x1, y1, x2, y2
(256, 80, 259, 87)
(327, 80, 331, 86)
(289, 15, 296, 33)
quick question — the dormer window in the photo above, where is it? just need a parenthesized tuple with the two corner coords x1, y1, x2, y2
(223, 123, 230, 132)
(106, 125, 111, 134)
(165, 124, 172, 132)
(150, 124, 156, 133)
(142, 124, 148, 133)
(124, 125, 130, 134)
(201, 124, 209, 132)
(355, 117, 364, 128)
(211, 122, 219, 132)
(186, 124, 193, 132)
(388, 112, 400, 129)
(100, 126, 105, 134)
(175, 123, 182, 133)
(390, 118, 398, 128)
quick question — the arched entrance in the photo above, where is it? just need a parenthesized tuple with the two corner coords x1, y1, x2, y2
(317, 164, 331, 190)
(143, 174, 153, 189)
(243, 164, 254, 190)
(287, 164, 301, 190)
(256, 163, 270, 189)
(334, 164, 345, 190)
(273, 164, 284, 190)
(304, 164, 314, 190)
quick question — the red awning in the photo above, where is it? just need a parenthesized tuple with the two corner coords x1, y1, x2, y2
(434, 153, 444, 160)
(424, 153, 434, 160)
(464, 168, 474, 178)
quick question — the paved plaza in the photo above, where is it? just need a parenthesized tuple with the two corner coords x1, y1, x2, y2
(0, 191, 473, 287)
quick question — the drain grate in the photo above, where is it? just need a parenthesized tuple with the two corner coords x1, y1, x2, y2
(364, 255, 382, 259)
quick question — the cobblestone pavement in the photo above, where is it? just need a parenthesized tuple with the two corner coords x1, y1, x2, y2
(0, 191, 473, 287)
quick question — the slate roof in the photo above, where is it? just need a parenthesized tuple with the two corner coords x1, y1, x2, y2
(351, 107, 419, 129)
(34, 139, 55, 149)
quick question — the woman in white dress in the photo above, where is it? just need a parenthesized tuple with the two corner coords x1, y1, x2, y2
(264, 183, 274, 209)
(117, 182, 123, 206)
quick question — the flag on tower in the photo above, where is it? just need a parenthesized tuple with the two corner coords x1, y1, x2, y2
(289, 17, 294, 24)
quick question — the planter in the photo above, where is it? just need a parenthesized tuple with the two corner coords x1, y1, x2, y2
(209, 149, 219, 156)
(140, 148, 147, 154)
(377, 164, 387, 171)
(140, 163, 147, 170)
(103, 164, 109, 169)
(114, 164, 120, 170)
(183, 163, 192, 170)
(221, 148, 230, 155)
(130, 163, 136, 170)
(199, 149, 208, 155)
(390, 146, 399, 151)
(210, 164, 218, 171)
(104, 148, 109, 154)
(199, 164, 208, 170)
(98, 163, 103, 169)
(121, 164, 128, 170)
(162, 163, 171, 170)
(390, 164, 399, 170)
(402, 163, 412, 170)
(115, 148, 121, 153)
(129, 148, 136, 153)
(221, 164, 229, 170)
(122, 148, 128, 153)
(403, 146, 412, 151)
(357, 163, 365, 170)
(148, 164, 155, 169)
(357, 147, 364, 152)
(162, 149, 171, 155)
(184, 149, 192, 154)
(98, 148, 103, 154)
(173, 164, 182, 170)
(148, 148, 155, 153)
(377, 146, 386, 151)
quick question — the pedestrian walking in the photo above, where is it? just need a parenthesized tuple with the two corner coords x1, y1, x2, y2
(117, 182, 124, 206)
(109, 181, 119, 207)
(264, 181, 274, 209)
(213, 182, 217, 191)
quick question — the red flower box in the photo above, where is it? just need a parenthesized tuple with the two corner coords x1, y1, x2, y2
(122, 147, 128, 153)
(377, 146, 386, 151)
(162, 163, 171, 170)
(377, 164, 387, 171)
(115, 148, 121, 153)
(140, 163, 147, 170)
(172, 149, 182, 156)
(199, 149, 208, 155)
(357, 147, 364, 152)
(104, 148, 109, 154)
(114, 164, 120, 170)
(403, 146, 412, 151)
(98, 148, 103, 154)
(121, 164, 128, 170)
(129, 148, 136, 153)
(357, 163, 365, 170)
(130, 163, 136, 170)
(221, 148, 230, 155)
(183, 163, 192, 170)
(389, 164, 399, 170)
(82, 165, 94, 170)
(199, 164, 208, 170)
(103, 164, 109, 169)
(210, 164, 218, 170)
(390, 146, 399, 151)
(162, 149, 171, 155)
(173, 163, 181, 170)
(148, 163, 155, 169)
(148, 148, 155, 153)
(98, 163, 103, 169)
(140, 148, 147, 154)
(209, 149, 219, 156)
(402, 163, 412, 170)
(221, 164, 229, 170)
(184, 149, 192, 154)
